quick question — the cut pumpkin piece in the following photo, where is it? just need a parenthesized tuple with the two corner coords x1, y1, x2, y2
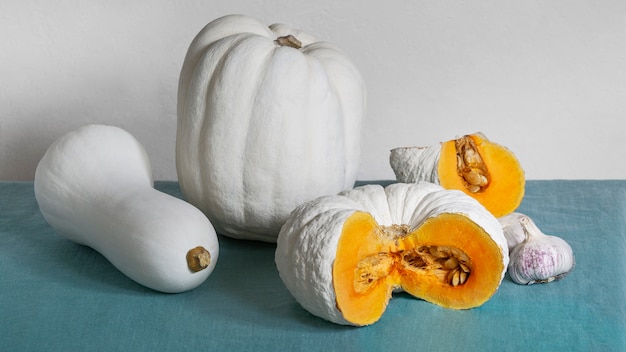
(389, 133, 525, 217)
(275, 182, 509, 326)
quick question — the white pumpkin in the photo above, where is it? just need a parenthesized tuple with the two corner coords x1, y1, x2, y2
(176, 14, 366, 242)
(276, 182, 509, 326)
(34, 124, 219, 293)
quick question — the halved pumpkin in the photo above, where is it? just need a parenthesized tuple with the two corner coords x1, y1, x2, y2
(275, 182, 509, 326)
(390, 133, 525, 217)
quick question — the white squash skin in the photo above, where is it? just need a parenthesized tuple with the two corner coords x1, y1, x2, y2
(275, 182, 508, 326)
(276, 196, 360, 325)
(389, 144, 441, 184)
(176, 14, 366, 242)
(34, 124, 219, 293)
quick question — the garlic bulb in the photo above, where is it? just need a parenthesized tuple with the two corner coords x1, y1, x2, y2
(498, 212, 528, 252)
(508, 215, 575, 285)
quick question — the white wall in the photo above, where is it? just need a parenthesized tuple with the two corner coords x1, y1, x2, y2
(1, 0, 625, 181)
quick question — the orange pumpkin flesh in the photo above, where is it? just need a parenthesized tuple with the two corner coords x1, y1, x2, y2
(438, 134, 525, 217)
(332, 211, 505, 326)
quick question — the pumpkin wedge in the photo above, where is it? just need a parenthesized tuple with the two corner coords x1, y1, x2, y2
(275, 182, 509, 326)
(389, 133, 525, 217)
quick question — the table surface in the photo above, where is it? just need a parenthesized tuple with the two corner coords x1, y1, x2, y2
(1, 180, 625, 351)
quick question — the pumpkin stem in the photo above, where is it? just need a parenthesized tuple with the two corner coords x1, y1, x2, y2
(275, 35, 302, 49)
(186, 246, 211, 272)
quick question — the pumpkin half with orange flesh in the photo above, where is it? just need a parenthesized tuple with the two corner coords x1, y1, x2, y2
(275, 182, 509, 326)
(389, 133, 525, 217)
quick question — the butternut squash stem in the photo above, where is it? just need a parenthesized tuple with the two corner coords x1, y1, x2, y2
(186, 246, 211, 272)
(275, 35, 302, 49)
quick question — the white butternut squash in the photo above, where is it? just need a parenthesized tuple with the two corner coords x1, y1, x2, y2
(34, 124, 219, 293)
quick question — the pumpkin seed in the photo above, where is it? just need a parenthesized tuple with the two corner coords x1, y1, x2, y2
(459, 270, 469, 285)
(456, 155, 464, 169)
(443, 257, 459, 270)
(468, 185, 481, 193)
(429, 246, 448, 258)
(459, 262, 471, 273)
(463, 169, 488, 186)
(463, 148, 481, 165)
(450, 270, 461, 287)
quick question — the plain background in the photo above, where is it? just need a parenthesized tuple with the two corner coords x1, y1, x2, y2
(1, 0, 625, 181)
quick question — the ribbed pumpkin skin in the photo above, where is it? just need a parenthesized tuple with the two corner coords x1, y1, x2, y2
(176, 14, 366, 242)
(275, 182, 509, 325)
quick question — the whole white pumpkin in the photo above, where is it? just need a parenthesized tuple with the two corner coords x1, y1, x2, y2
(176, 14, 366, 242)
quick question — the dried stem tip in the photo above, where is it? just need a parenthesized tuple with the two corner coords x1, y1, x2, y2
(275, 35, 302, 49)
(186, 246, 211, 272)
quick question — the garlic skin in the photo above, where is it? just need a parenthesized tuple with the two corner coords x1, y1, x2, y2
(508, 216, 575, 285)
(498, 212, 528, 252)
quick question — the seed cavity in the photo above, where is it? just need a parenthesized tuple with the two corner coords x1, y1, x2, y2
(354, 244, 472, 292)
(401, 245, 472, 287)
(455, 135, 490, 193)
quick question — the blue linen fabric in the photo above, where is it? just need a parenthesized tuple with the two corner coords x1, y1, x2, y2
(0, 180, 624, 351)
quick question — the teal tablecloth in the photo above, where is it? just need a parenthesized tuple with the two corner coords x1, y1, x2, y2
(1, 180, 624, 351)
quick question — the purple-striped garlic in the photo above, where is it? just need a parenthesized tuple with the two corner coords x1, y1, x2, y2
(507, 216, 575, 285)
